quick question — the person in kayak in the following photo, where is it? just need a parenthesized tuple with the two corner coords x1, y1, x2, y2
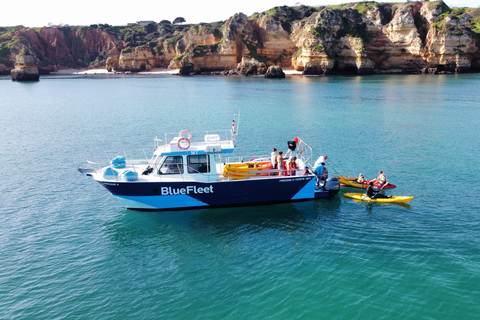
(366, 182, 390, 199)
(376, 171, 387, 186)
(357, 173, 365, 183)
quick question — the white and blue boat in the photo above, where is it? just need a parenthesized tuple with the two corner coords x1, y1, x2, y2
(79, 117, 340, 210)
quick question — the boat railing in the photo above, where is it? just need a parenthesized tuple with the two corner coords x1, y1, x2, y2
(284, 138, 314, 169)
(83, 149, 154, 182)
(156, 129, 234, 148)
(221, 168, 311, 181)
(222, 155, 271, 163)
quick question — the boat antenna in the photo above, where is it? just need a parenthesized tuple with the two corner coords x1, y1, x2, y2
(232, 114, 237, 145)
(236, 107, 241, 137)
(232, 108, 241, 146)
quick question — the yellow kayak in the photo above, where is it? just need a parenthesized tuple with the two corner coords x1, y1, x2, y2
(344, 193, 413, 203)
(336, 175, 396, 189)
(223, 161, 272, 179)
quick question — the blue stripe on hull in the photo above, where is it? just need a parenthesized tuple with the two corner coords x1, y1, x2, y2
(116, 194, 209, 210)
(291, 177, 316, 200)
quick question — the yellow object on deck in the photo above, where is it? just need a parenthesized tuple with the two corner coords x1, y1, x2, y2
(223, 161, 272, 179)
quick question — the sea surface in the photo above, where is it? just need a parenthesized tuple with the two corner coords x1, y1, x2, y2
(1, 73, 479, 319)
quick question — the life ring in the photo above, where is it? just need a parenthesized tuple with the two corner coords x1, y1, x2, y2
(177, 137, 191, 150)
(179, 130, 192, 140)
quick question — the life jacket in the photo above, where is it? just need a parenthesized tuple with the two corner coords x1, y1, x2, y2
(288, 160, 298, 170)
(378, 173, 386, 184)
(271, 152, 278, 164)
(277, 155, 284, 168)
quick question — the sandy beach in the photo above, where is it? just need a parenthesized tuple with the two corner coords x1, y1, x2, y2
(51, 68, 181, 75)
(51, 68, 303, 76)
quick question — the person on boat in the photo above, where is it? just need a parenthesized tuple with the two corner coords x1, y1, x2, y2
(271, 148, 278, 170)
(314, 155, 328, 168)
(321, 163, 328, 180)
(303, 166, 312, 175)
(366, 182, 390, 199)
(376, 171, 387, 186)
(357, 173, 365, 184)
(277, 151, 285, 175)
(287, 156, 298, 176)
(315, 162, 328, 187)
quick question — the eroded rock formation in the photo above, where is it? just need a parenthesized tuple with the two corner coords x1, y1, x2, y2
(10, 47, 39, 81)
(1, 1, 479, 75)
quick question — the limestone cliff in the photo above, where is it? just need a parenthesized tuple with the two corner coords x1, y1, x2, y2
(1, 1, 479, 75)
(10, 47, 39, 81)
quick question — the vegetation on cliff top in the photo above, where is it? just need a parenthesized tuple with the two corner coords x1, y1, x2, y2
(1, 1, 479, 72)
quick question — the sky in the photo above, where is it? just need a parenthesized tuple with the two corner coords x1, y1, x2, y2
(2, 0, 479, 28)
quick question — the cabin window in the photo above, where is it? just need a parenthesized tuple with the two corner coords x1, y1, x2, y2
(159, 156, 183, 174)
(187, 155, 210, 174)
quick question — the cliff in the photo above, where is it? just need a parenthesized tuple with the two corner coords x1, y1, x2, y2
(0, 1, 479, 76)
(10, 47, 39, 81)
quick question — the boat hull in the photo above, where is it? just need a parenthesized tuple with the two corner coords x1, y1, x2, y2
(344, 193, 413, 203)
(98, 176, 338, 210)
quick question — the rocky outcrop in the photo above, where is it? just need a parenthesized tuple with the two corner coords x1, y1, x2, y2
(10, 47, 39, 81)
(290, 7, 375, 75)
(421, 7, 479, 73)
(265, 65, 285, 78)
(112, 47, 161, 72)
(1, 1, 479, 75)
(236, 57, 266, 75)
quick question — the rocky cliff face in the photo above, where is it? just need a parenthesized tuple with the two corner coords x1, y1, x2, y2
(10, 47, 39, 81)
(0, 26, 121, 74)
(1, 1, 479, 75)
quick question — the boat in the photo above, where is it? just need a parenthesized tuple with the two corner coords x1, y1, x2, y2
(78, 118, 341, 210)
(335, 176, 396, 189)
(343, 193, 413, 203)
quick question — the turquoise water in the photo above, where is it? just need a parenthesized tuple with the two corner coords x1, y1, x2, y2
(1, 74, 480, 319)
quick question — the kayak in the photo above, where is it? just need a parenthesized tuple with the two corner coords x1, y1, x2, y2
(344, 193, 413, 203)
(223, 161, 273, 179)
(336, 176, 396, 189)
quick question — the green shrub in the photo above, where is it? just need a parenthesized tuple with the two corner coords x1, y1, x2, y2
(312, 44, 325, 52)
(121, 47, 134, 53)
(293, 48, 302, 58)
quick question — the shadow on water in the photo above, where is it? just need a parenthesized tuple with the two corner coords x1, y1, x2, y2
(103, 197, 343, 246)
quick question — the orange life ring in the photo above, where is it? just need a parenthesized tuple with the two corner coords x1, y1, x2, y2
(177, 137, 191, 150)
(179, 130, 192, 140)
